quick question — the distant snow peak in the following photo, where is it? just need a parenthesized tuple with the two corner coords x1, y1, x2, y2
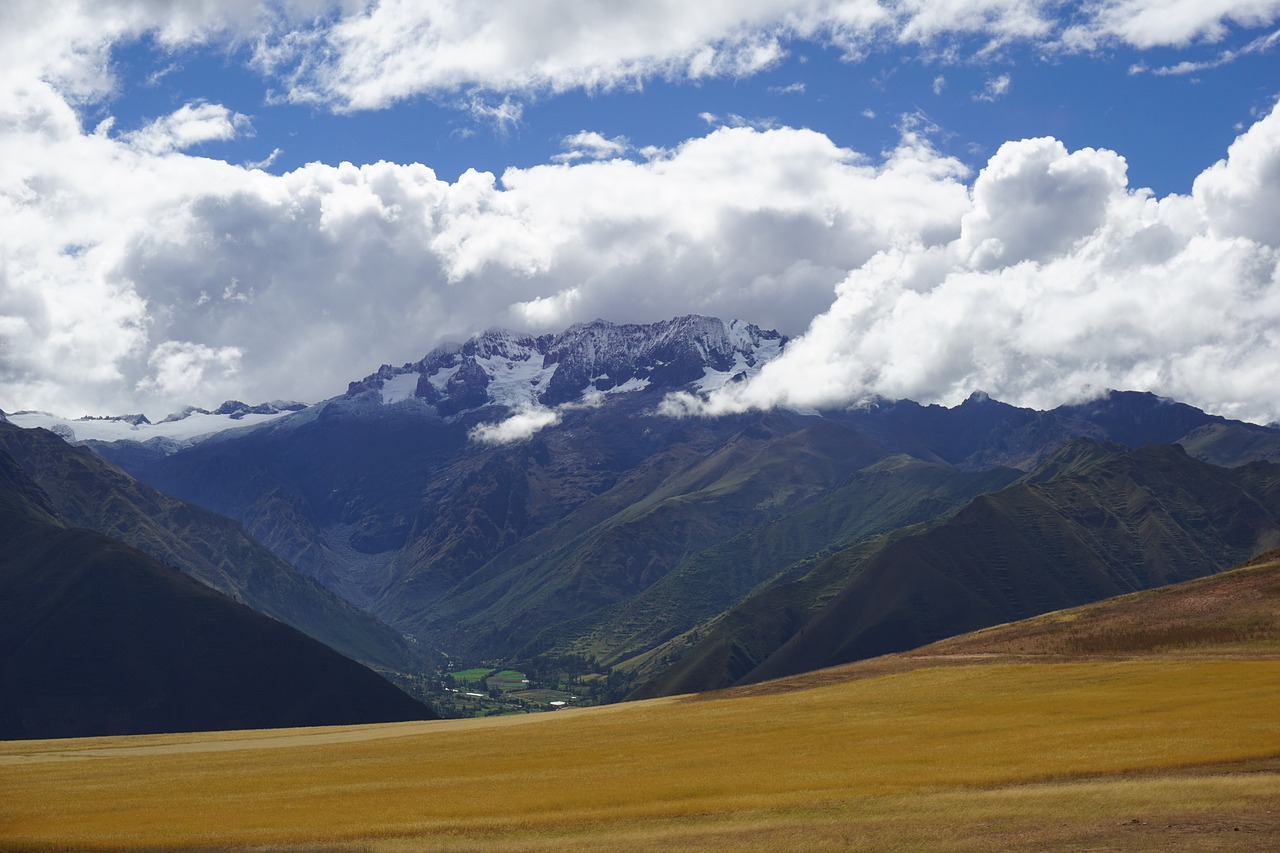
(351, 315, 787, 420)
(212, 400, 308, 419)
(75, 413, 152, 426)
(159, 400, 308, 423)
(159, 405, 210, 424)
(7, 399, 309, 446)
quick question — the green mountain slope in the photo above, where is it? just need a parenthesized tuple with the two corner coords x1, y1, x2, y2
(402, 414, 892, 659)
(912, 549, 1280, 659)
(0, 451, 435, 740)
(1177, 421, 1280, 467)
(99, 373, 1280, 696)
(530, 456, 1020, 670)
(707, 548, 1280, 705)
(0, 422, 424, 672)
(640, 440, 1280, 696)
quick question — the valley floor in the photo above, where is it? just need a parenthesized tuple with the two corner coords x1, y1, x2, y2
(2, 654, 1278, 851)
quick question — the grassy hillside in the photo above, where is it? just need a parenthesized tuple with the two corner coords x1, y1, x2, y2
(711, 550, 1280, 701)
(529, 457, 1019, 668)
(747, 442, 1280, 682)
(402, 413, 890, 658)
(1177, 422, 1280, 467)
(3, 557, 1278, 850)
(640, 440, 1280, 696)
(909, 549, 1280, 659)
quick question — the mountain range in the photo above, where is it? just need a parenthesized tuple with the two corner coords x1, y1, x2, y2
(634, 438, 1280, 697)
(7, 314, 1280, 726)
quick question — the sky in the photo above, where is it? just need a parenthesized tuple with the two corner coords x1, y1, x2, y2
(2, 1, 1279, 425)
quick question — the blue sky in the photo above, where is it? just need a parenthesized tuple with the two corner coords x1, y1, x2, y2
(3, 2, 1280, 423)
(98, 18, 1276, 195)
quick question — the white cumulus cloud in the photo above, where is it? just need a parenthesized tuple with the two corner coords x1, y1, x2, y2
(5, 2, 1280, 119)
(553, 131, 631, 163)
(137, 340, 243, 398)
(1063, 0, 1280, 49)
(469, 405, 561, 444)
(0, 72, 975, 417)
(973, 72, 1011, 101)
(665, 102, 1280, 425)
(124, 102, 251, 155)
(250, 1, 1280, 112)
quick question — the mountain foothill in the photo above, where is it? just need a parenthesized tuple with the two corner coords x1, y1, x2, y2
(5, 315, 1280, 737)
(0, 437, 434, 740)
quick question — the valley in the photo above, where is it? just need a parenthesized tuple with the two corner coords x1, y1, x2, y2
(8, 316, 1280, 725)
(3, 554, 1278, 850)
(3, 315, 1280, 848)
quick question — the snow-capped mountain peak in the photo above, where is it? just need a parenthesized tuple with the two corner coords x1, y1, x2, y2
(10, 317, 784, 450)
(345, 316, 786, 416)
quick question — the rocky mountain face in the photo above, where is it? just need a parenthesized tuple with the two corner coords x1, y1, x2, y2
(77, 315, 1280, 701)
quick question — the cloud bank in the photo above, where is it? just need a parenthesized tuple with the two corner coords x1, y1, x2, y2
(1, 75, 975, 414)
(469, 405, 562, 445)
(664, 106, 1280, 424)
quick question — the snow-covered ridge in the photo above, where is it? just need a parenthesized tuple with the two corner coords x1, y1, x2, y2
(6, 400, 307, 445)
(346, 315, 787, 416)
(8, 317, 783, 448)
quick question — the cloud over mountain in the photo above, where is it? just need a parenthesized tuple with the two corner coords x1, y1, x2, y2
(667, 104, 1280, 424)
(0, 95, 971, 414)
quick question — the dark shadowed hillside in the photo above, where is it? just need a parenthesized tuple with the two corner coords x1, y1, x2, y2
(530, 455, 1021, 670)
(410, 412, 894, 658)
(0, 421, 424, 672)
(834, 389, 1280, 471)
(911, 548, 1280, 659)
(0, 449, 435, 740)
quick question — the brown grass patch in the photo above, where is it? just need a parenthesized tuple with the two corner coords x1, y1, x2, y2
(6, 560, 1280, 850)
(3, 659, 1278, 851)
(916, 556, 1280, 659)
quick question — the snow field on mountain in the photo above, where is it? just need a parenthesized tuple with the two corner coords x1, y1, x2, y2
(6, 409, 294, 444)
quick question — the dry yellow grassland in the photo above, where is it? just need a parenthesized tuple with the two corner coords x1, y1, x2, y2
(2, 658, 1278, 851)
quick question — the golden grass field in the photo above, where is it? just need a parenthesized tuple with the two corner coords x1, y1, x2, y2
(3, 559, 1280, 851)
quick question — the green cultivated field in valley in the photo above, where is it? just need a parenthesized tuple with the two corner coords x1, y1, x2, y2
(3, 558, 1279, 851)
